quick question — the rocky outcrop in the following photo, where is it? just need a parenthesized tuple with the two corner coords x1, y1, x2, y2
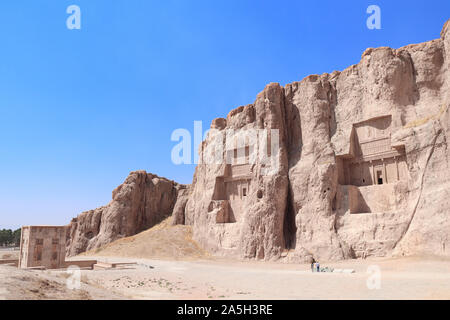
(184, 85, 289, 260)
(66, 20, 450, 262)
(179, 19, 450, 262)
(171, 187, 191, 225)
(66, 171, 186, 256)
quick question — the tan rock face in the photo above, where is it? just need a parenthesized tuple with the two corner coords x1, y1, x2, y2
(66, 171, 185, 256)
(66, 20, 450, 262)
(184, 84, 289, 260)
(180, 20, 450, 262)
(171, 187, 191, 226)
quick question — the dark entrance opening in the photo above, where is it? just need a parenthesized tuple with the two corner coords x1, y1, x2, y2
(283, 187, 297, 250)
(376, 170, 383, 185)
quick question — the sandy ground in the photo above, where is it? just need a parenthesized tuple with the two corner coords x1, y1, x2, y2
(0, 248, 19, 260)
(0, 248, 125, 300)
(81, 217, 209, 261)
(2, 222, 449, 300)
(65, 217, 450, 300)
(56, 255, 450, 300)
(1, 250, 449, 299)
(0, 264, 128, 300)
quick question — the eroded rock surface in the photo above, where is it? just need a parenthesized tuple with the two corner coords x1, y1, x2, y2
(66, 171, 186, 256)
(179, 20, 450, 262)
(67, 20, 450, 262)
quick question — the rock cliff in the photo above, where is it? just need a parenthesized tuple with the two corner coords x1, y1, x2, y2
(66, 171, 186, 256)
(67, 20, 450, 262)
(180, 20, 450, 262)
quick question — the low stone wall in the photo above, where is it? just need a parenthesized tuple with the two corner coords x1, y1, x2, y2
(63, 260, 97, 269)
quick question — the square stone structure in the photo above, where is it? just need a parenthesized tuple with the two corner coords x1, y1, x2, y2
(19, 226, 67, 269)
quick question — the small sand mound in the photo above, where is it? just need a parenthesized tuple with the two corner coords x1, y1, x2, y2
(83, 217, 209, 260)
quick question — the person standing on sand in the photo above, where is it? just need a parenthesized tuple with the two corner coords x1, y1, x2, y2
(311, 259, 316, 272)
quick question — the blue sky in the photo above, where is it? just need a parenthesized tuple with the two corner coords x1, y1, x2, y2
(0, 0, 449, 229)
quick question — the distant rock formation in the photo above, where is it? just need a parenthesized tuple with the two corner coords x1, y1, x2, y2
(67, 20, 450, 262)
(66, 171, 186, 256)
(180, 19, 450, 262)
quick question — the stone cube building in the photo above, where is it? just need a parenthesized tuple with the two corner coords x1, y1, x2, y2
(19, 226, 67, 269)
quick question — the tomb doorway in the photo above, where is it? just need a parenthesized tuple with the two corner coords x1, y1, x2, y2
(376, 169, 383, 185)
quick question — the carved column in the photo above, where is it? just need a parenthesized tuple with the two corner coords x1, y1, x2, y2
(395, 156, 399, 181)
(371, 160, 375, 185)
(359, 162, 363, 185)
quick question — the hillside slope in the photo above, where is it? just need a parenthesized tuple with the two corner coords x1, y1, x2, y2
(82, 217, 208, 260)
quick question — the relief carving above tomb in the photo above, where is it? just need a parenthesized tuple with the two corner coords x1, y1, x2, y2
(336, 115, 409, 214)
(211, 144, 254, 224)
(337, 115, 407, 187)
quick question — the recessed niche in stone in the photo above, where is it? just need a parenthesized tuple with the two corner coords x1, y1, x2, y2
(211, 144, 254, 223)
(257, 190, 263, 199)
(336, 115, 408, 214)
